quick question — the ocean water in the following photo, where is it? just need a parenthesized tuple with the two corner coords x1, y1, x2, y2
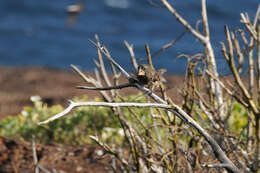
(0, 0, 259, 74)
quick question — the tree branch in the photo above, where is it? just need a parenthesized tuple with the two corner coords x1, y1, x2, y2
(159, 0, 206, 43)
(38, 101, 171, 125)
(71, 64, 112, 102)
(124, 41, 138, 70)
(151, 30, 186, 59)
(76, 83, 135, 90)
(88, 39, 131, 79)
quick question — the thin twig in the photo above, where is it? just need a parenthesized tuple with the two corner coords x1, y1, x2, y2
(38, 165, 52, 173)
(32, 136, 39, 173)
(89, 135, 130, 169)
(94, 35, 116, 98)
(71, 64, 112, 102)
(148, 0, 164, 8)
(76, 83, 135, 90)
(88, 39, 131, 79)
(151, 31, 187, 58)
(221, 27, 259, 115)
(145, 44, 155, 70)
(124, 41, 138, 70)
(240, 13, 257, 40)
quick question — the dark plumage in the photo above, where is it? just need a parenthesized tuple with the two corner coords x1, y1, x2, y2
(137, 65, 151, 85)
(136, 64, 165, 87)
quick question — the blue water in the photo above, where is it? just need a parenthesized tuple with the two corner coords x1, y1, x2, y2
(0, 0, 259, 74)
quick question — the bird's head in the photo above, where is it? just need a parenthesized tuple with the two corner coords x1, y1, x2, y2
(137, 65, 147, 76)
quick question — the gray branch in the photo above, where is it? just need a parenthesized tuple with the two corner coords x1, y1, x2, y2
(38, 101, 171, 125)
(76, 83, 135, 90)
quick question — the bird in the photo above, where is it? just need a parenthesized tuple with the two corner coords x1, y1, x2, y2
(136, 64, 166, 89)
(66, 1, 84, 27)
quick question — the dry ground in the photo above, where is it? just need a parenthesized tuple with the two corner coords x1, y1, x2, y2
(0, 136, 111, 173)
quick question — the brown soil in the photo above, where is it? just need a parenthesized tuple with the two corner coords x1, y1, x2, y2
(0, 136, 111, 173)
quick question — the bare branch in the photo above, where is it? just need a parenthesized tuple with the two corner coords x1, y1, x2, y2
(222, 26, 259, 115)
(89, 135, 130, 168)
(32, 136, 39, 173)
(38, 101, 170, 125)
(151, 31, 187, 58)
(124, 41, 138, 70)
(231, 32, 244, 73)
(88, 39, 131, 79)
(32, 136, 51, 173)
(199, 99, 219, 129)
(76, 83, 135, 90)
(240, 13, 257, 40)
(38, 166, 51, 173)
(253, 5, 260, 27)
(145, 44, 155, 70)
(159, 0, 206, 43)
(201, 0, 209, 37)
(257, 15, 260, 105)
(95, 35, 112, 87)
(148, 0, 164, 8)
(71, 64, 94, 83)
(71, 64, 112, 102)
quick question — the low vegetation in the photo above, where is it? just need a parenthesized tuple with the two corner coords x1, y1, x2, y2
(0, 95, 248, 148)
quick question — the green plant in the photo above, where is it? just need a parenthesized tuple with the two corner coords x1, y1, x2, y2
(0, 94, 151, 145)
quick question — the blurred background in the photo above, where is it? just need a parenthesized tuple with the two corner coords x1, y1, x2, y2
(0, 0, 259, 74)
